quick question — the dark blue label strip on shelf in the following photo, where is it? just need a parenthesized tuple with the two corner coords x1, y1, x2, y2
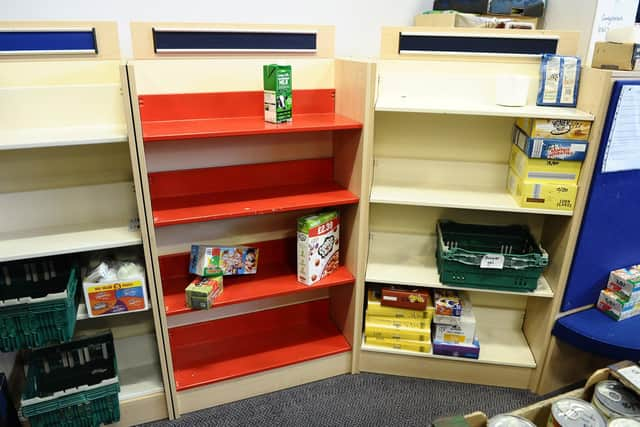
(152, 28, 317, 53)
(398, 33, 558, 55)
(0, 28, 97, 55)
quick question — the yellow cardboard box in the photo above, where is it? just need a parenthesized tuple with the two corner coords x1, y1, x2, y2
(365, 313, 431, 329)
(364, 323, 431, 341)
(510, 144, 582, 184)
(516, 117, 592, 140)
(507, 167, 577, 211)
(365, 335, 432, 353)
(367, 290, 434, 319)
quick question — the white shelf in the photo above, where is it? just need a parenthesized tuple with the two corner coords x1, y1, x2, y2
(375, 94, 594, 120)
(114, 334, 164, 401)
(370, 157, 573, 216)
(362, 306, 537, 369)
(366, 231, 553, 298)
(0, 224, 141, 262)
(0, 125, 127, 150)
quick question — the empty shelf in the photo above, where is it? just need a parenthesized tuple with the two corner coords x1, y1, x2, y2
(0, 125, 127, 150)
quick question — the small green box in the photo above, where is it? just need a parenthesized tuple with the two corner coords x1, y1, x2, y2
(263, 64, 292, 123)
(185, 275, 223, 310)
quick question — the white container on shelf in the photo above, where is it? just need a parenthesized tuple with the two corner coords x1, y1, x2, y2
(495, 74, 530, 107)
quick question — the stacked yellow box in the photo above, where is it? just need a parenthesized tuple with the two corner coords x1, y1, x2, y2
(364, 290, 434, 353)
(507, 118, 591, 212)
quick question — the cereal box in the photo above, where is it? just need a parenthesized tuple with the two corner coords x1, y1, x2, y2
(185, 275, 223, 310)
(434, 290, 464, 317)
(365, 336, 432, 353)
(83, 275, 148, 318)
(508, 167, 577, 211)
(537, 54, 581, 107)
(597, 289, 640, 321)
(510, 144, 582, 184)
(433, 336, 480, 359)
(512, 125, 588, 161)
(516, 117, 592, 141)
(189, 245, 259, 276)
(381, 287, 432, 311)
(607, 265, 640, 301)
(433, 306, 477, 345)
(367, 290, 434, 319)
(364, 322, 431, 342)
(297, 211, 340, 285)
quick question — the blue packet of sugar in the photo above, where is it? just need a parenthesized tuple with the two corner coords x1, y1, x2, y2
(537, 54, 581, 107)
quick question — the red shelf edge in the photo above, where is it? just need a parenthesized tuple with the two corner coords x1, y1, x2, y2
(164, 266, 355, 316)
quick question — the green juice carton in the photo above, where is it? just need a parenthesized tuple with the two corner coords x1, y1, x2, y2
(263, 64, 292, 123)
(185, 274, 223, 310)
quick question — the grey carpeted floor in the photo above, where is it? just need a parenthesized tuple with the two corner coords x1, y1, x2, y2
(141, 373, 554, 427)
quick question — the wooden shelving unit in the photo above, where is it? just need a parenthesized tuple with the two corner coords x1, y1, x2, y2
(0, 21, 169, 425)
(355, 27, 610, 392)
(126, 22, 372, 418)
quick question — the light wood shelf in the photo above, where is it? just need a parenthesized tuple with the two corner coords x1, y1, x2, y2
(0, 125, 127, 151)
(362, 306, 536, 368)
(370, 157, 573, 216)
(366, 231, 553, 298)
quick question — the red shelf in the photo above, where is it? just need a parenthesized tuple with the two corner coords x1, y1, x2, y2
(139, 89, 362, 142)
(169, 299, 351, 391)
(149, 158, 359, 227)
(159, 238, 355, 316)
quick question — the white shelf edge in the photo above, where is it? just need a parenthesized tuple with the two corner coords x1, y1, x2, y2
(366, 231, 553, 298)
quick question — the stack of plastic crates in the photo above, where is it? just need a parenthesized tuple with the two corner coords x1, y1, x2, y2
(0, 258, 78, 351)
(436, 220, 549, 292)
(21, 332, 120, 427)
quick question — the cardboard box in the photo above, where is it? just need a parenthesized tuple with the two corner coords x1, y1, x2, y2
(381, 287, 432, 311)
(433, 336, 480, 359)
(263, 64, 292, 123)
(607, 265, 640, 301)
(597, 289, 640, 321)
(510, 144, 582, 184)
(364, 323, 431, 342)
(434, 291, 472, 325)
(434, 290, 464, 317)
(189, 245, 259, 276)
(297, 211, 340, 285)
(592, 42, 640, 71)
(508, 167, 577, 211)
(367, 290, 433, 319)
(516, 117, 592, 141)
(512, 125, 588, 161)
(83, 275, 148, 318)
(185, 275, 223, 310)
(365, 313, 431, 330)
(364, 335, 432, 353)
(433, 307, 477, 344)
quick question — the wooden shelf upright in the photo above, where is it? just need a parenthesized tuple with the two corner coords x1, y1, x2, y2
(126, 22, 373, 417)
(0, 21, 169, 426)
(355, 26, 611, 392)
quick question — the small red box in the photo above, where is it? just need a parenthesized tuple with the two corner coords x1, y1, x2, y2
(381, 288, 432, 311)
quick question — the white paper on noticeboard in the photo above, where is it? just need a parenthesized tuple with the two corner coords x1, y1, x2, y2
(602, 85, 640, 173)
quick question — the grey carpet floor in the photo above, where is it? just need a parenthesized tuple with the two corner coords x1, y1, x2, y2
(141, 373, 553, 427)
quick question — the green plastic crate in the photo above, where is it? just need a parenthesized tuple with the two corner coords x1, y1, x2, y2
(0, 260, 78, 351)
(21, 332, 120, 427)
(436, 220, 548, 292)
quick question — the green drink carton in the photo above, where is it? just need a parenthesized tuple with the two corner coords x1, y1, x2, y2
(185, 275, 223, 310)
(263, 64, 292, 123)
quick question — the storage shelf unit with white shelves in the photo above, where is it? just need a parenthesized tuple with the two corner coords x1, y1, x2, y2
(356, 27, 610, 392)
(126, 22, 372, 418)
(0, 21, 169, 425)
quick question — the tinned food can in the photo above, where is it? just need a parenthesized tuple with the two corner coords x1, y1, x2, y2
(548, 398, 606, 427)
(593, 381, 640, 420)
(608, 418, 640, 427)
(488, 414, 536, 427)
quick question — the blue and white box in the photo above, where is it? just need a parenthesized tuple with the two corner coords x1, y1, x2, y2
(512, 125, 588, 161)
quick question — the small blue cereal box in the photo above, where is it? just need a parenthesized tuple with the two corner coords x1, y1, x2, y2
(512, 125, 587, 161)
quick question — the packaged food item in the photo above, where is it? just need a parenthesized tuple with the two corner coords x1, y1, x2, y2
(537, 54, 582, 107)
(434, 290, 463, 317)
(516, 118, 592, 141)
(433, 307, 477, 344)
(189, 245, 259, 277)
(549, 398, 606, 427)
(607, 265, 640, 301)
(263, 64, 292, 123)
(297, 211, 340, 285)
(608, 360, 640, 396)
(510, 144, 582, 184)
(381, 287, 432, 311)
(364, 335, 432, 353)
(185, 275, 223, 310)
(82, 261, 148, 318)
(592, 381, 640, 420)
(512, 125, 588, 161)
(592, 42, 640, 71)
(432, 336, 480, 359)
(367, 290, 433, 319)
(508, 167, 577, 211)
(365, 314, 431, 330)
(597, 289, 640, 321)
(364, 322, 431, 342)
